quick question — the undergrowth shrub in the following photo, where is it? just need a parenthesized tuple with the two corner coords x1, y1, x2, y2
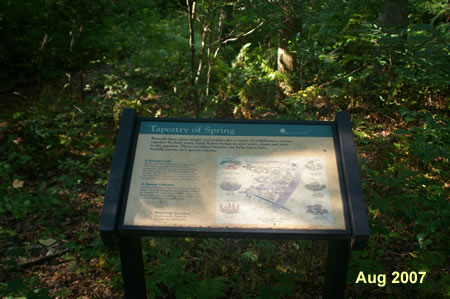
(0, 94, 115, 219)
(354, 107, 449, 295)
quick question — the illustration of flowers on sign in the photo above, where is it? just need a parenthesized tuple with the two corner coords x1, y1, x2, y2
(220, 159, 241, 168)
(220, 202, 240, 214)
(220, 181, 241, 191)
(304, 160, 324, 171)
(304, 181, 327, 191)
(306, 204, 328, 216)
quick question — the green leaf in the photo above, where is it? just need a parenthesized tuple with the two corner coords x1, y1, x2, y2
(39, 238, 56, 247)
(196, 276, 228, 299)
(388, 231, 402, 239)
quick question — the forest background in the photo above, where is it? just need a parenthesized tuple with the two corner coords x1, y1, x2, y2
(0, 0, 448, 298)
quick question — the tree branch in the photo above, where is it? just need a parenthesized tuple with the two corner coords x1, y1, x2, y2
(222, 21, 264, 44)
(318, 65, 366, 88)
(18, 249, 69, 269)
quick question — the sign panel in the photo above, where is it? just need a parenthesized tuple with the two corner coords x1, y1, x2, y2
(123, 121, 346, 230)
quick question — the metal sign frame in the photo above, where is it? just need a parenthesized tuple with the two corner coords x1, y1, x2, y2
(99, 109, 369, 299)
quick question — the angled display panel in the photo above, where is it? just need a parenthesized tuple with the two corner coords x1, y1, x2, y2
(121, 120, 347, 231)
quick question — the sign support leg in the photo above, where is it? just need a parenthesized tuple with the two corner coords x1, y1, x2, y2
(323, 239, 351, 299)
(119, 235, 147, 299)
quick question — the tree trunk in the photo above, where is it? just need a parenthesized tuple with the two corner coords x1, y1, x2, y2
(186, 0, 199, 115)
(206, 7, 225, 97)
(378, 0, 408, 29)
(187, 0, 196, 87)
(277, 0, 302, 94)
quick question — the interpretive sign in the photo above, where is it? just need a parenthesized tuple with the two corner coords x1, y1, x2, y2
(123, 122, 346, 230)
(99, 109, 369, 299)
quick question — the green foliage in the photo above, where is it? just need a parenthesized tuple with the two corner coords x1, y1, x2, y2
(143, 241, 228, 298)
(389, 108, 449, 244)
(281, 0, 449, 109)
(0, 1, 448, 297)
(0, 276, 50, 299)
(0, 0, 117, 87)
(218, 43, 283, 117)
(0, 92, 115, 222)
(354, 106, 449, 295)
(410, 0, 450, 25)
(397, 107, 449, 167)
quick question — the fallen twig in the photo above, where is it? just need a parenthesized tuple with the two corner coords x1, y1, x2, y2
(18, 248, 69, 269)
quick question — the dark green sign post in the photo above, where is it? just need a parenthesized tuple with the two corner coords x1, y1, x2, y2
(99, 109, 369, 298)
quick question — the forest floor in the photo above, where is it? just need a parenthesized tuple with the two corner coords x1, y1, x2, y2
(0, 66, 448, 298)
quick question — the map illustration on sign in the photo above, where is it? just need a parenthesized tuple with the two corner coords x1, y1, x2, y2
(216, 156, 334, 227)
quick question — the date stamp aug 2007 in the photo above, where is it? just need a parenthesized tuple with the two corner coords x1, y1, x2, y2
(355, 271, 427, 287)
